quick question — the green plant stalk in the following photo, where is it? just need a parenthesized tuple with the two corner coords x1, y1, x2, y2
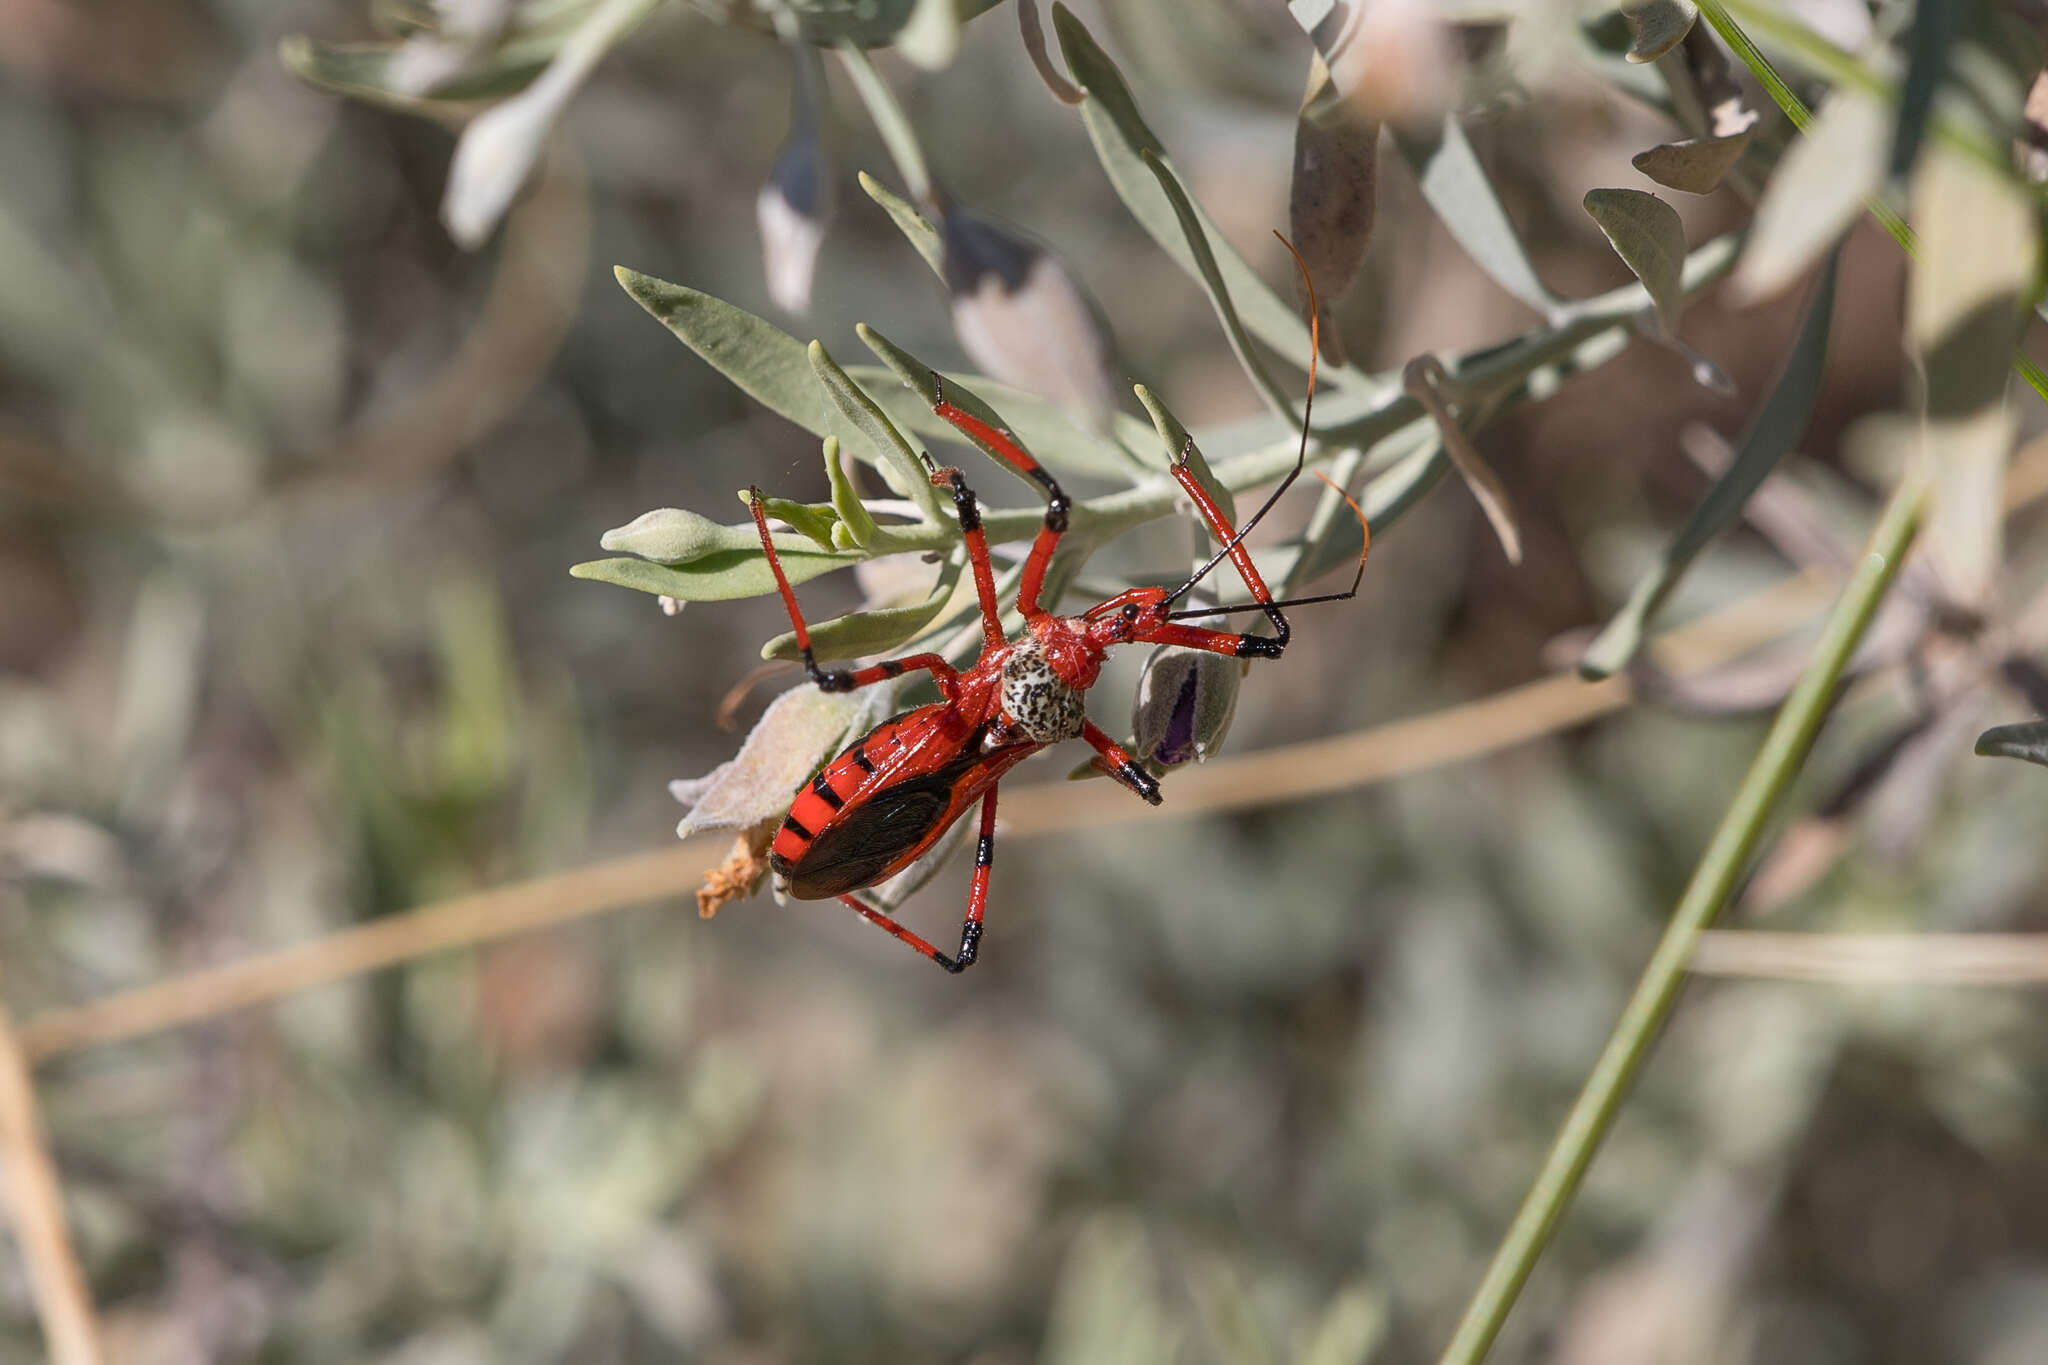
(1694, 0, 2048, 407)
(1434, 464, 1931, 1365)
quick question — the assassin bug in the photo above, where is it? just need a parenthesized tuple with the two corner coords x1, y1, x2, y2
(745, 241, 1365, 971)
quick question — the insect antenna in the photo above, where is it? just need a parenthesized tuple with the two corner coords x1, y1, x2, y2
(1166, 471, 1368, 619)
(1160, 231, 1329, 614)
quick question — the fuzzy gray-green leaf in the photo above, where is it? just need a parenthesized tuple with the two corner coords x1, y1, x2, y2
(752, 494, 841, 550)
(761, 552, 964, 662)
(615, 267, 835, 434)
(1581, 251, 1840, 679)
(810, 339, 946, 519)
(1583, 187, 1687, 336)
(822, 436, 882, 548)
(571, 546, 850, 603)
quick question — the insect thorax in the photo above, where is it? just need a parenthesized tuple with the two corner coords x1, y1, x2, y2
(998, 640, 1087, 744)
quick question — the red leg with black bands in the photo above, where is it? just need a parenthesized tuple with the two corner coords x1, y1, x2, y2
(1083, 721, 1163, 806)
(930, 466, 1007, 649)
(749, 488, 961, 696)
(1138, 622, 1284, 660)
(837, 894, 963, 970)
(1167, 447, 1290, 647)
(932, 376, 1070, 618)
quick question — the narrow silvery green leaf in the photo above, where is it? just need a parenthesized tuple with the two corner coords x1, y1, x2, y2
(571, 546, 850, 603)
(1140, 150, 1301, 420)
(1050, 3, 1329, 375)
(809, 340, 947, 520)
(1730, 89, 1886, 305)
(822, 436, 881, 548)
(1581, 252, 1840, 679)
(615, 267, 836, 434)
(1975, 721, 2048, 768)
(1910, 147, 2031, 610)
(1621, 0, 1698, 63)
(859, 171, 946, 278)
(1583, 187, 1687, 336)
(1631, 129, 1754, 195)
(761, 551, 965, 662)
(1394, 116, 1557, 315)
(854, 324, 1148, 479)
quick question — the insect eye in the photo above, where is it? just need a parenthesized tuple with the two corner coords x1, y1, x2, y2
(1121, 604, 1139, 622)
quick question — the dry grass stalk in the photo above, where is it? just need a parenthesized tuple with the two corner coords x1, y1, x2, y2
(1693, 931, 2048, 984)
(15, 570, 1833, 1063)
(19, 842, 718, 1061)
(0, 997, 106, 1364)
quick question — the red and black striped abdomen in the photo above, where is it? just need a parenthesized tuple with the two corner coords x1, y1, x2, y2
(771, 706, 1031, 901)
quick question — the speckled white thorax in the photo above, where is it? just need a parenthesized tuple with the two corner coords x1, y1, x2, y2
(998, 640, 1087, 744)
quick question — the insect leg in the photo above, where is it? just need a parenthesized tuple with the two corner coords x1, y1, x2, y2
(1165, 449, 1291, 648)
(931, 376, 1069, 617)
(927, 465, 1006, 649)
(1129, 621, 1284, 661)
(837, 892, 976, 973)
(1081, 720, 1163, 806)
(749, 488, 960, 694)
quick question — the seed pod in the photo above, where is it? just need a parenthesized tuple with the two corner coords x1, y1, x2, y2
(1131, 645, 1241, 771)
(942, 203, 1119, 434)
(757, 50, 834, 315)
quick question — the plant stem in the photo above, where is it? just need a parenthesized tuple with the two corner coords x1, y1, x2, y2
(1432, 465, 1931, 1365)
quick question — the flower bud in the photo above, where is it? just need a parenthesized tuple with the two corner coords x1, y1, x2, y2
(943, 205, 1119, 434)
(757, 82, 834, 314)
(1131, 645, 1241, 771)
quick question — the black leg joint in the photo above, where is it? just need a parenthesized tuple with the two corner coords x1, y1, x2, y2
(946, 470, 983, 534)
(1237, 635, 1285, 660)
(807, 654, 856, 691)
(1044, 491, 1070, 534)
(950, 920, 984, 971)
(1118, 759, 1164, 806)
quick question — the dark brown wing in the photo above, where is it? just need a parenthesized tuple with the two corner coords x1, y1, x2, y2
(781, 748, 986, 899)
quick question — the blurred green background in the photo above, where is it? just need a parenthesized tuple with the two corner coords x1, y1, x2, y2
(7, 1, 2048, 1362)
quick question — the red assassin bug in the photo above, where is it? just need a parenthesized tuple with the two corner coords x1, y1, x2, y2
(744, 242, 1366, 971)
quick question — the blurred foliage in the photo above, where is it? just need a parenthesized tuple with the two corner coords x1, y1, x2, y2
(6, 1, 2048, 1363)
